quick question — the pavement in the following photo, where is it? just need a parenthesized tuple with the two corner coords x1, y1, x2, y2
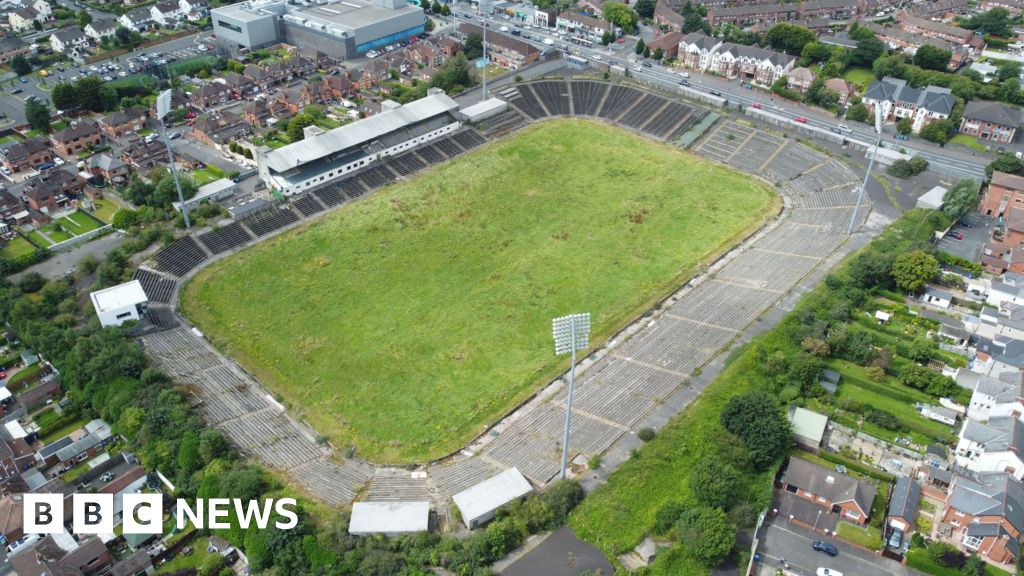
(754, 518, 925, 576)
(499, 526, 613, 576)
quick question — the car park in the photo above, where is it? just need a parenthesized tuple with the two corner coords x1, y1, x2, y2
(812, 541, 838, 556)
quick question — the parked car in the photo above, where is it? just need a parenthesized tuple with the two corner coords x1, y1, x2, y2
(751, 102, 762, 109)
(951, 231, 964, 240)
(812, 541, 838, 557)
(793, 117, 807, 123)
(11, 88, 22, 94)
(816, 569, 842, 576)
(895, 134, 910, 140)
(17, 77, 26, 84)
(837, 124, 851, 132)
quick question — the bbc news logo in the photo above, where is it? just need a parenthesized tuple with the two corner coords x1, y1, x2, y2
(23, 494, 299, 535)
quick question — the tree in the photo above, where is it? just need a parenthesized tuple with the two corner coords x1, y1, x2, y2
(919, 119, 955, 144)
(943, 179, 979, 221)
(674, 507, 736, 567)
(463, 32, 483, 60)
(913, 44, 951, 71)
(99, 84, 118, 112)
(603, 2, 638, 33)
(77, 9, 92, 27)
(643, 46, 651, 58)
(10, 56, 30, 77)
(805, 77, 839, 108)
(846, 100, 869, 122)
(927, 542, 966, 568)
(720, 391, 791, 471)
(440, 3, 451, 16)
(987, 153, 1024, 177)
(52, 82, 77, 111)
(653, 47, 664, 61)
(887, 156, 928, 178)
(32, 19, 41, 31)
(891, 250, 939, 294)
(430, 0, 441, 13)
(963, 7, 1012, 36)
(601, 30, 613, 45)
(852, 34, 885, 68)
(800, 41, 832, 66)
(963, 554, 986, 576)
(25, 99, 51, 134)
(431, 53, 472, 92)
(689, 457, 740, 509)
(75, 77, 105, 112)
(635, 37, 646, 56)
(998, 60, 1022, 82)
(765, 23, 816, 56)
(895, 117, 913, 135)
(635, 0, 655, 18)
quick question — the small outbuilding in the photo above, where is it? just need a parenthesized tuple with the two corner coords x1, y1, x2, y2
(453, 467, 533, 529)
(348, 501, 430, 536)
(916, 185, 947, 210)
(90, 280, 149, 327)
(788, 407, 828, 453)
(459, 98, 508, 122)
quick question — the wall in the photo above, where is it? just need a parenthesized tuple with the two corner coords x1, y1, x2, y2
(281, 23, 356, 59)
(48, 224, 111, 252)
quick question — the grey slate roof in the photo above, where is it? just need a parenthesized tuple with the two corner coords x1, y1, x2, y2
(865, 76, 955, 115)
(780, 458, 877, 516)
(681, 31, 719, 51)
(949, 472, 1024, 538)
(888, 475, 921, 520)
(963, 101, 1022, 128)
(961, 416, 1024, 454)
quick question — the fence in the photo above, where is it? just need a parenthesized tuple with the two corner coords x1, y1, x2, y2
(47, 224, 112, 252)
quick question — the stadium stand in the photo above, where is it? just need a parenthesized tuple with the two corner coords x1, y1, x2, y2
(197, 222, 255, 255)
(154, 236, 209, 278)
(133, 268, 178, 304)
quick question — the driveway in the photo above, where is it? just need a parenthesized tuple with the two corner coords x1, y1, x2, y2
(935, 212, 990, 261)
(754, 519, 924, 576)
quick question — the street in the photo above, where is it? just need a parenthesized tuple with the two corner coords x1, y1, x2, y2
(755, 519, 924, 576)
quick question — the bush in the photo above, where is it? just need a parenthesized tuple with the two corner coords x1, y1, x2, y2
(926, 542, 965, 568)
(865, 409, 905, 431)
(653, 501, 687, 534)
(637, 427, 655, 442)
(887, 156, 929, 178)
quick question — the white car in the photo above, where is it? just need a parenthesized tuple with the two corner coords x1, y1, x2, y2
(816, 569, 842, 576)
(593, 54, 602, 61)
(53, 157, 64, 166)
(118, 71, 128, 77)
(838, 124, 852, 133)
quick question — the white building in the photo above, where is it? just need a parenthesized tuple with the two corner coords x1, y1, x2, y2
(90, 280, 149, 327)
(966, 372, 1024, 423)
(348, 502, 429, 535)
(955, 416, 1024, 480)
(678, 31, 722, 71)
(85, 19, 117, 41)
(921, 287, 953, 309)
(555, 13, 611, 42)
(50, 26, 89, 56)
(863, 76, 956, 133)
(452, 467, 532, 529)
(921, 404, 958, 426)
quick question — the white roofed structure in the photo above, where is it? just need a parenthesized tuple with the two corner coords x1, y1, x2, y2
(459, 98, 508, 122)
(452, 467, 532, 529)
(4, 420, 26, 439)
(90, 280, 149, 327)
(348, 501, 430, 535)
(917, 185, 947, 210)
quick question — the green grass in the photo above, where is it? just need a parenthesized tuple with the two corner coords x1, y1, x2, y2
(906, 548, 1015, 576)
(836, 521, 883, 550)
(190, 165, 225, 186)
(843, 67, 875, 90)
(182, 119, 779, 463)
(1, 235, 38, 259)
(61, 211, 104, 234)
(155, 542, 213, 574)
(90, 199, 121, 223)
(40, 224, 72, 242)
(6, 363, 41, 390)
(39, 417, 87, 444)
(950, 134, 989, 153)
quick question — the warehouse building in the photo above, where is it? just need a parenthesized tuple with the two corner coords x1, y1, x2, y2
(212, 0, 425, 58)
(255, 89, 460, 196)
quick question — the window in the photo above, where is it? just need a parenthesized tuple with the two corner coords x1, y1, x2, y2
(115, 311, 132, 319)
(845, 510, 860, 520)
(964, 535, 982, 550)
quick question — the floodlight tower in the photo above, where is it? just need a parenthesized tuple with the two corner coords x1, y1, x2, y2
(156, 89, 191, 230)
(848, 104, 884, 235)
(553, 312, 590, 480)
(480, 0, 489, 101)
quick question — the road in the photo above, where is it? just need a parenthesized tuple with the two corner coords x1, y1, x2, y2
(755, 520, 925, 576)
(445, 3, 989, 180)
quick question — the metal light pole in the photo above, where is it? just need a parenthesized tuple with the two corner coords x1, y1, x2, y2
(812, 509, 822, 532)
(848, 104, 883, 235)
(553, 312, 590, 480)
(480, 1, 489, 102)
(156, 89, 190, 230)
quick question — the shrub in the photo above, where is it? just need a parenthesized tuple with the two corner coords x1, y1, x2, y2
(637, 427, 655, 442)
(653, 501, 687, 534)
(866, 366, 886, 381)
(865, 409, 905, 431)
(926, 542, 965, 568)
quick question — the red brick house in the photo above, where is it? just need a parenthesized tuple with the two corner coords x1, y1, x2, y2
(0, 137, 52, 173)
(647, 31, 683, 60)
(190, 111, 251, 147)
(243, 99, 271, 127)
(959, 101, 1020, 144)
(779, 458, 877, 525)
(787, 66, 816, 93)
(981, 171, 1024, 218)
(99, 108, 148, 139)
(941, 472, 1024, 566)
(51, 121, 102, 157)
(24, 170, 83, 213)
(191, 82, 232, 109)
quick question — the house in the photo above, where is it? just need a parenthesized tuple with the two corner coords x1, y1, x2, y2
(959, 101, 1021, 144)
(778, 457, 877, 525)
(983, 0, 1024, 14)
(23, 171, 83, 214)
(654, 0, 686, 30)
(122, 138, 165, 170)
(191, 82, 232, 109)
(221, 71, 256, 96)
(788, 406, 828, 453)
(0, 192, 29, 226)
(955, 416, 1024, 479)
(825, 78, 856, 106)
(151, 0, 183, 24)
(452, 467, 533, 529)
(110, 549, 154, 576)
(887, 475, 922, 546)
(922, 404, 959, 426)
(678, 31, 722, 72)
(119, 7, 155, 31)
(787, 66, 816, 93)
(555, 13, 612, 42)
(982, 172, 1024, 218)
(709, 43, 796, 86)
(242, 99, 270, 127)
(8, 8, 39, 32)
(84, 19, 117, 41)
(707, 4, 799, 27)
(921, 287, 953, 309)
(941, 472, 1024, 565)
(863, 77, 956, 132)
(0, 36, 30, 65)
(190, 110, 250, 147)
(456, 23, 539, 69)
(966, 371, 1024, 423)
(647, 31, 683, 60)
(0, 138, 52, 174)
(50, 26, 90, 56)
(896, 11, 979, 50)
(51, 121, 102, 157)
(321, 74, 356, 101)
(100, 108, 148, 139)
(10, 535, 115, 576)
(87, 154, 129, 185)
(25, 0, 49, 17)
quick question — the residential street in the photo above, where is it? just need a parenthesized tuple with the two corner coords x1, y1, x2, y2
(754, 520, 924, 576)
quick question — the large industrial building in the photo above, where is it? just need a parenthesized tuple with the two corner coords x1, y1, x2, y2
(255, 89, 461, 196)
(211, 0, 425, 58)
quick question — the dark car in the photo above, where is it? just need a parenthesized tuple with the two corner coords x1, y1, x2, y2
(812, 540, 838, 557)
(11, 88, 22, 95)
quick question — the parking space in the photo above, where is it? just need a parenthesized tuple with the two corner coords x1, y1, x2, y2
(754, 519, 918, 576)
(935, 212, 991, 261)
